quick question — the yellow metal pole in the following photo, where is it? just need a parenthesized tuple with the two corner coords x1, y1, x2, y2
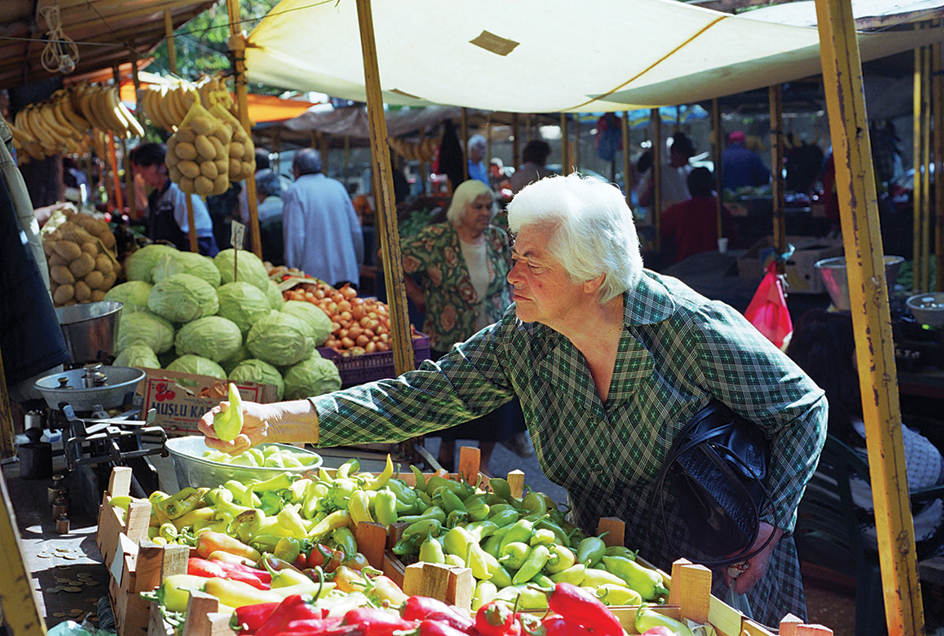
(770, 85, 786, 273)
(163, 9, 177, 75)
(712, 98, 723, 238)
(0, 469, 47, 636)
(559, 113, 568, 175)
(184, 194, 199, 253)
(461, 107, 469, 182)
(227, 0, 263, 259)
(920, 44, 932, 292)
(115, 65, 134, 219)
(815, 3, 924, 636)
(651, 108, 662, 251)
(622, 111, 631, 209)
(934, 41, 944, 291)
(913, 41, 927, 292)
(355, 0, 414, 377)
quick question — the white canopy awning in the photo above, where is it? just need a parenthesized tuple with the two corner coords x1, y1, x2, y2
(246, 0, 944, 113)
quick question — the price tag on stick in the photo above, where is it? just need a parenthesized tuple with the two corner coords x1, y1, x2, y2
(231, 221, 246, 281)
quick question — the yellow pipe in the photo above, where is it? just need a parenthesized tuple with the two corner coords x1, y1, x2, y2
(913, 41, 926, 292)
(0, 463, 46, 635)
(163, 9, 177, 75)
(920, 44, 932, 292)
(355, 0, 414, 376)
(815, 2, 924, 636)
(622, 111, 631, 209)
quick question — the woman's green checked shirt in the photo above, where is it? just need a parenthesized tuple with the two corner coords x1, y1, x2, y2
(313, 269, 828, 627)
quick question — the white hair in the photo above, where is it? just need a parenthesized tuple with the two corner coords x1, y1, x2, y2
(507, 173, 643, 303)
(468, 134, 487, 151)
(446, 179, 495, 225)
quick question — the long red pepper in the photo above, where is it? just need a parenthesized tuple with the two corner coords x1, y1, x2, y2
(418, 619, 478, 636)
(342, 607, 419, 636)
(231, 602, 280, 634)
(279, 619, 361, 636)
(401, 596, 458, 621)
(422, 611, 477, 635)
(547, 583, 622, 636)
(187, 557, 271, 590)
(254, 595, 328, 636)
(542, 616, 592, 636)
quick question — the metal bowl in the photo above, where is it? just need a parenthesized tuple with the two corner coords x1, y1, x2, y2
(814, 256, 904, 311)
(906, 292, 944, 327)
(33, 365, 145, 411)
(166, 436, 323, 489)
(56, 301, 123, 364)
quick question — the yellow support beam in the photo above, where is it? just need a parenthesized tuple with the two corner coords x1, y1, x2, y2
(355, 0, 414, 377)
(814, 2, 924, 636)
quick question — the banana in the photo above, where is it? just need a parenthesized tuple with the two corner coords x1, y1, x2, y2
(13, 108, 39, 145)
(104, 86, 132, 136)
(48, 100, 83, 142)
(44, 103, 83, 153)
(157, 85, 180, 130)
(77, 84, 108, 132)
(118, 100, 145, 138)
(59, 88, 91, 132)
(97, 86, 123, 134)
(26, 106, 60, 153)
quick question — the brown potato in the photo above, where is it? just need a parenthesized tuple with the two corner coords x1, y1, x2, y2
(194, 175, 214, 197)
(175, 127, 195, 144)
(95, 254, 113, 274)
(89, 218, 110, 236)
(178, 160, 201, 179)
(73, 280, 91, 302)
(53, 240, 82, 261)
(213, 174, 229, 195)
(68, 252, 96, 278)
(90, 289, 106, 302)
(43, 240, 56, 256)
(81, 241, 98, 256)
(50, 265, 75, 285)
(200, 160, 219, 180)
(84, 270, 104, 290)
(174, 142, 198, 161)
(53, 284, 74, 305)
(101, 271, 117, 290)
(48, 252, 68, 267)
(178, 176, 195, 194)
(190, 116, 214, 136)
(194, 135, 216, 161)
(99, 230, 116, 250)
(229, 141, 244, 160)
(168, 165, 183, 183)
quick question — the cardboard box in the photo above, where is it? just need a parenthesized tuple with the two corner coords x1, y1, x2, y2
(138, 368, 278, 435)
(737, 236, 843, 294)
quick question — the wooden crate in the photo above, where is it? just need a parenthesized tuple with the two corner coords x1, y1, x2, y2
(96, 466, 151, 570)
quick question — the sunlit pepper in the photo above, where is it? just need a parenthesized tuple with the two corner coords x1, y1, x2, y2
(332, 526, 358, 559)
(361, 455, 394, 490)
(373, 488, 399, 526)
(499, 542, 531, 570)
(512, 544, 549, 585)
(196, 530, 262, 561)
(487, 505, 520, 528)
(252, 473, 296, 493)
(274, 537, 303, 565)
(418, 532, 446, 564)
(158, 487, 210, 520)
(436, 489, 467, 515)
(158, 574, 207, 613)
(348, 490, 375, 526)
(397, 506, 447, 526)
(575, 533, 608, 567)
(385, 478, 423, 514)
(262, 557, 314, 588)
(601, 555, 669, 599)
(410, 465, 428, 493)
(308, 509, 351, 539)
(580, 568, 632, 589)
(592, 584, 643, 606)
(498, 518, 539, 554)
(545, 544, 577, 574)
(521, 491, 548, 517)
(188, 557, 271, 589)
(635, 606, 695, 636)
(472, 580, 499, 612)
(278, 506, 312, 538)
(302, 481, 328, 519)
(549, 563, 587, 586)
(426, 475, 473, 501)
(204, 577, 282, 608)
(529, 528, 557, 547)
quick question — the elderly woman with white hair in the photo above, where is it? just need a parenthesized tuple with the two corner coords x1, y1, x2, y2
(400, 178, 522, 474)
(200, 173, 826, 628)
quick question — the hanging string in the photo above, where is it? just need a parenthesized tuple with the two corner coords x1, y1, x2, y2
(39, 2, 80, 74)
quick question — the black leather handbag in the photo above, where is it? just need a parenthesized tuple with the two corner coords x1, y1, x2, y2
(653, 400, 778, 567)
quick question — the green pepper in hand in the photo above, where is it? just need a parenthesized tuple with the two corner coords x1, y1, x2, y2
(212, 383, 243, 442)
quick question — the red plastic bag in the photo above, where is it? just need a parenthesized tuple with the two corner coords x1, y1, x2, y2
(744, 261, 793, 349)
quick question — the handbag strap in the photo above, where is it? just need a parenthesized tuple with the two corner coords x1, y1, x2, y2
(650, 404, 781, 568)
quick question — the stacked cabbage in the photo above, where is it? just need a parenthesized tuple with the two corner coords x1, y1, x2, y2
(114, 246, 339, 398)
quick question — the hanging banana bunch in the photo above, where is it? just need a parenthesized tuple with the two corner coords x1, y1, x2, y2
(139, 80, 200, 132)
(387, 135, 441, 163)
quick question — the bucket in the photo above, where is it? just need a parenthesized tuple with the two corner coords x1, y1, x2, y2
(55, 301, 123, 364)
(814, 256, 904, 311)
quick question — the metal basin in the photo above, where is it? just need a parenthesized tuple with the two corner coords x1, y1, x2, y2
(814, 256, 904, 311)
(33, 365, 145, 411)
(56, 301, 123, 364)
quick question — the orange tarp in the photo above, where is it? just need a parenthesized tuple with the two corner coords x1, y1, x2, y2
(119, 80, 319, 124)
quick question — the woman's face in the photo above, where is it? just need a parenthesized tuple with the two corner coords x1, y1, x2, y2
(459, 194, 494, 237)
(507, 224, 586, 329)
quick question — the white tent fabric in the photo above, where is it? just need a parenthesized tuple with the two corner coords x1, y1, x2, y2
(246, 0, 944, 113)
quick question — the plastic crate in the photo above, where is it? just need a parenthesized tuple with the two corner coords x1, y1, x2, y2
(318, 334, 431, 387)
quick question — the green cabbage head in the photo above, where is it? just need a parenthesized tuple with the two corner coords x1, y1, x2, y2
(216, 282, 272, 334)
(281, 300, 333, 346)
(283, 354, 341, 400)
(104, 281, 153, 313)
(175, 316, 243, 363)
(229, 359, 285, 400)
(148, 273, 219, 323)
(113, 345, 160, 369)
(115, 311, 175, 354)
(245, 311, 314, 367)
(266, 279, 285, 310)
(167, 354, 226, 379)
(124, 244, 179, 283)
(152, 251, 221, 288)
(221, 345, 252, 375)
(214, 249, 270, 292)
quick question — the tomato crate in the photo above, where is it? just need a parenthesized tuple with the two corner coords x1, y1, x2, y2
(317, 333, 431, 387)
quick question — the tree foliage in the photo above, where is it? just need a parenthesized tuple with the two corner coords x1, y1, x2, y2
(149, 0, 283, 95)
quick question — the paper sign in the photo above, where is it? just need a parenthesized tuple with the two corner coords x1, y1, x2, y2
(231, 221, 246, 251)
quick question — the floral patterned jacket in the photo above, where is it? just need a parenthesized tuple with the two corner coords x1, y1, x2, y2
(401, 221, 512, 352)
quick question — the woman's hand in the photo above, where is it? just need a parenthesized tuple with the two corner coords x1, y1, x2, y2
(198, 400, 279, 455)
(723, 522, 783, 594)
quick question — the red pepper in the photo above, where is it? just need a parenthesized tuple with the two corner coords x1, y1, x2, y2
(341, 552, 371, 571)
(515, 613, 545, 636)
(309, 544, 344, 573)
(342, 607, 419, 636)
(418, 619, 478, 636)
(231, 602, 280, 634)
(280, 619, 361, 636)
(423, 611, 477, 635)
(542, 616, 593, 636)
(401, 596, 457, 621)
(547, 583, 622, 636)
(254, 595, 329, 636)
(475, 602, 520, 636)
(187, 557, 271, 590)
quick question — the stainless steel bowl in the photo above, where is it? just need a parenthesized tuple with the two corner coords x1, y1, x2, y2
(906, 292, 944, 327)
(56, 301, 123, 364)
(33, 365, 145, 411)
(166, 436, 323, 489)
(814, 256, 904, 311)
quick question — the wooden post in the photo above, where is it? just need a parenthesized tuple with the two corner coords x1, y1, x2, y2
(511, 113, 520, 171)
(920, 43, 932, 292)
(355, 0, 414, 377)
(344, 135, 351, 186)
(107, 134, 124, 213)
(651, 108, 662, 251)
(935, 41, 944, 291)
(712, 98, 723, 238)
(226, 0, 263, 258)
(461, 107, 469, 182)
(184, 194, 199, 253)
(115, 66, 134, 219)
(622, 111, 631, 208)
(913, 39, 928, 292)
(770, 84, 786, 274)
(485, 113, 492, 170)
(573, 114, 580, 173)
(815, 1, 924, 635)
(418, 129, 427, 195)
(163, 10, 177, 75)
(559, 113, 568, 174)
